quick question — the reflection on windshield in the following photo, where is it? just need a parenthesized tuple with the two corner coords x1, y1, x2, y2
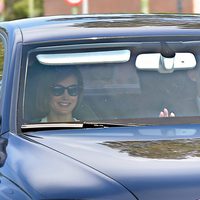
(103, 139, 200, 159)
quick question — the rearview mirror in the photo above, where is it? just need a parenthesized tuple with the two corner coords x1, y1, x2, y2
(135, 53, 196, 73)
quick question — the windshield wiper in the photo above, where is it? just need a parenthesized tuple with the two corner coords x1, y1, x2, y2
(21, 117, 200, 132)
(21, 121, 130, 132)
(82, 121, 130, 128)
(21, 123, 83, 132)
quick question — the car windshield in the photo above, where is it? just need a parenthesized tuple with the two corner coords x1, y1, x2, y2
(22, 41, 200, 126)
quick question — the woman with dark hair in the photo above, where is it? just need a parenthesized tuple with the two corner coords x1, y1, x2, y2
(36, 66, 83, 122)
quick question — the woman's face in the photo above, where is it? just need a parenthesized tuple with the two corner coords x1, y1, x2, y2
(49, 75, 79, 117)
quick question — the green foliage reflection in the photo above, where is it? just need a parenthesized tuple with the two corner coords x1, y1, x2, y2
(104, 139, 200, 159)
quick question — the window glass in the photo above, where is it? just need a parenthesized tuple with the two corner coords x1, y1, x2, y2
(0, 39, 4, 95)
(23, 42, 200, 125)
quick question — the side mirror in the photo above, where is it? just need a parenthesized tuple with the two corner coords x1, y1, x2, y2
(0, 137, 8, 167)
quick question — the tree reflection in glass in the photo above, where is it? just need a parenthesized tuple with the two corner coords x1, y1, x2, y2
(103, 139, 200, 159)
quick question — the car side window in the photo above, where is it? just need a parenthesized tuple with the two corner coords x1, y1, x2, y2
(0, 38, 4, 98)
(0, 38, 4, 101)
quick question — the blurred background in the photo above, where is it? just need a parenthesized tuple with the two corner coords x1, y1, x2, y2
(1, 0, 200, 21)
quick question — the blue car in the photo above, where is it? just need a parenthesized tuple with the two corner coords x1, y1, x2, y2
(1, 14, 200, 200)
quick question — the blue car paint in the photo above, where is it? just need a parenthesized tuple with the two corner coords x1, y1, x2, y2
(1, 14, 200, 200)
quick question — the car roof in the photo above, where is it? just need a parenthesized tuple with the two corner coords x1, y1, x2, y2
(2, 14, 200, 44)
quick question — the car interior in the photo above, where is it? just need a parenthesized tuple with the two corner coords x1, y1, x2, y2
(23, 43, 200, 124)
